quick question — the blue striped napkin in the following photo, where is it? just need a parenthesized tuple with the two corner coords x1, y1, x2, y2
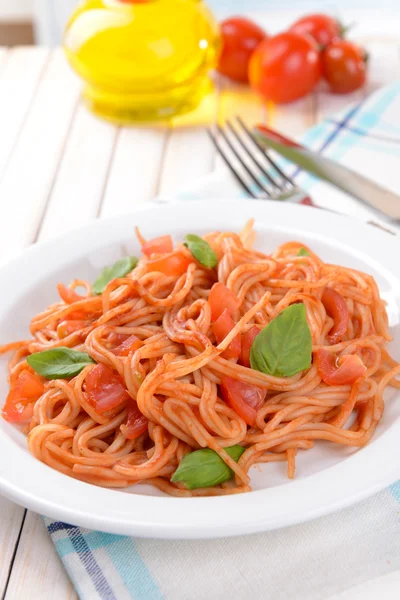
(45, 83, 400, 600)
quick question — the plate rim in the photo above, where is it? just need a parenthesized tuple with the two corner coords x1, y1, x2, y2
(1, 198, 400, 539)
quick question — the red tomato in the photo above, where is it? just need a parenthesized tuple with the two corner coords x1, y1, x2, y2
(146, 252, 192, 277)
(85, 364, 130, 413)
(218, 17, 267, 83)
(112, 334, 143, 357)
(106, 332, 129, 347)
(212, 309, 241, 360)
(240, 325, 261, 368)
(142, 235, 173, 257)
(322, 40, 367, 94)
(208, 282, 240, 322)
(321, 287, 349, 344)
(57, 320, 88, 339)
(315, 349, 366, 386)
(121, 397, 148, 439)
(221, 376, 266, 426)
(290, 14, 342, 47)
(249, 32, 321, 104)
(57, 283, 84, 304)
(2, 370, 44, 423)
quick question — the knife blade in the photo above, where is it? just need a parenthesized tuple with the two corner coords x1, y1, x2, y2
(254, 125, 400, 220)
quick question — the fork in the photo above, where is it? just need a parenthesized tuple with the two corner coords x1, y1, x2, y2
(208, 118, 396, 235)
(208, 117, 313, 206)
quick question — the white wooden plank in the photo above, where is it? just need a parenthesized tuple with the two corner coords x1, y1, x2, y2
(39, 104, 118, 240)
(4, 512, 77, 600)
(0, 47, 49, 180)
(0, 497, 25, 597)
(218, 78, 266, 125)
(0, 47, 8, 70)
(363, 40, 400, 92)
(0, 49, 81, 265)
(100, 126, 167, 217)
(158, 126, 215, 196)
(267, 93, 317, 139)
(157, 81, 219, 195)
(215, 78, 267, 172)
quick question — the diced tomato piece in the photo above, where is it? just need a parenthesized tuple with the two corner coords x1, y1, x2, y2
(2, 370, 44, 423)
(208, 282, 241, 322)
(57, 320, 88, 339)
(142, 235, 173, 257)
(85, 364, 130, 413)
(120, 397, 148, 439)
(221, 376, 266, 426)
(146, 252, 192, 277)
(321, 287, 349, 344)
(212, 309, 241, 360)
(315, 348, 366, 386)
(57, 283, 84, 304)
(105, 332, 143, 356)
(112, 335, 143, 357)
(106, 332, 129, 347)
(240, 325, 261, 368)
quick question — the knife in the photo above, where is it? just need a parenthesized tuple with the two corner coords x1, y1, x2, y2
(254, 124, 400, 220)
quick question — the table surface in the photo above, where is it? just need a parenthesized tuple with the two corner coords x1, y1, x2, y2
(1, 22, 400, 600)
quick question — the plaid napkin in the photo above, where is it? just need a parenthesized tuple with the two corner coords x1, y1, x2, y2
(45, 83, 400, 600)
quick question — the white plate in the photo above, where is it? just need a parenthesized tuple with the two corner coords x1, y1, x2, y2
(1, 200, 400, 539)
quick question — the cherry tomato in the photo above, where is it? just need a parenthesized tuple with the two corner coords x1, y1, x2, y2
(57, 283, 84, 304)
(212, 309, 241, 360)
(321, 287, 349, 344)
(208, 282, 240, 322)
(142, 235, 173, 257)
(322, 40, 367, 94)
(290, 14, 342, 47)
(2, 370, 44, 423)
(249, 32, 321, 104)
(240, 325, 261, 368)
(146, 252, 192, 277)
(315, 349, 366, 386)
(120, 397, 148, 439)
(57, 320, 88, 339)
(218, 17, 267, 83)
(221, 376, 266, 426)
(85, 364, 130, 413)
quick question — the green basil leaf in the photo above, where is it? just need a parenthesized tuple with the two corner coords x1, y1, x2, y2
(184, 234, 218, 268)
(297, 247, 310, 257)
(171, 445, 245, 490)
(27, 347, 95, 380)
(250, 303, 312, 378)
(92, 257, 138, 295)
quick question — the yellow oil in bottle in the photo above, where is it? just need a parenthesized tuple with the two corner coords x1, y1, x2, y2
(64, 0, 220, 123)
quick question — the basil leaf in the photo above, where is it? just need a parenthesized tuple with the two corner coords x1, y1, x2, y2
(250, 303, 312, 378)
(27, 347, 95, 380)
(184, 234, 218, 268)
(297, 247, 309, 257)
(171, 445, 245, 490)
(92, 257, 138, 295)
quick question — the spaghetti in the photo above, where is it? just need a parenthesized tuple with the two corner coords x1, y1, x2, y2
(1, 220, 399, 496)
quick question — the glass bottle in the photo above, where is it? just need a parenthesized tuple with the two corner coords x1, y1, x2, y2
(64, 0, 220, 123)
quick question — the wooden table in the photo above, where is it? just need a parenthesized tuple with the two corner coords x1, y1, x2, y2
(0, 36, 400, 599)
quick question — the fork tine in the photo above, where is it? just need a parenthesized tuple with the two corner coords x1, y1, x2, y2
(207, 129, 260, 199)
(224, 120, 283, 190)
(215, 124, 274, 197)
(236, 116, 295, 187)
